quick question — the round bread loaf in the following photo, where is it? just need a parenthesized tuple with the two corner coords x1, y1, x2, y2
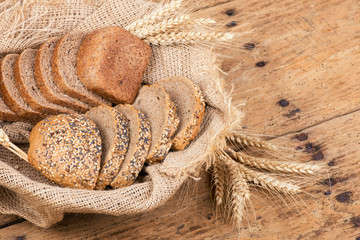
(77, 26, 152, 104)
(155, 77, 205, 150)
(111, 104, 151, 189)
(85, 105, 130, 190)
(28, 114, 102, 189)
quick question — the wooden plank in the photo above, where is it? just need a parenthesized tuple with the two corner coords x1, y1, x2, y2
(1, 108, 360, 239)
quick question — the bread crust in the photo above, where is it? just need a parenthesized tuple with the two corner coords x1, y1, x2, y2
(14, 49, 73, 115)
(77, 26, 152, 104)
(52, 32, 111, 107)
(28, 114, 102, 189)
(35, 39, 91, 113)
(111, 104, 151, 188)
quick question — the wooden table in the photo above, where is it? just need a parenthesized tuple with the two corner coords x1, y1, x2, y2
(1, 0, 360, 239)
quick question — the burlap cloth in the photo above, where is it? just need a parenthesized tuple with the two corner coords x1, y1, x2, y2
(0, 0, 230, 227)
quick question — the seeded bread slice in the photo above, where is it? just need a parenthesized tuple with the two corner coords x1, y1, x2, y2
(28, 114, 102, 189)
(111, 104, 151, 188)
(0, 54, 42, 121)
(14, 49, 74, 115)
(134, 85, 179, 163)
(52, 32, 111, 107)
(155, 77, 205, 150)
(77, 26, 152, 104)
(85, 105, 130, 190)
(35, 39, 91, 113)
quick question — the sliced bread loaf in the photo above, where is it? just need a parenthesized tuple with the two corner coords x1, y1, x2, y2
(35, 39, 91, 113)
(52, 32, 111, 107)
(155, 77, 205, 150)
(0, 54, 42, 121)
(85, 105, 130, 190)
(28, 113, 102, 189)
(14, 49, 74, 115)
(134, 85, 179, 163)
(111, 104, 151, 188)
(77, 26, 152, 104)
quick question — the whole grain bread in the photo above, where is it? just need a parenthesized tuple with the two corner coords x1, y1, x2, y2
(28, 113, 102, 189)
(14, 49, 74, 115)
(35, 39, 91, 113)
(77, 27, 152, 104)
(111, 104, 151, 188)
(0, 54, 42, 121)
(134, 85, 179, 163)
(155, 77, 205, 150)
(52, 32, 111, 107)
(85, 105, 130, 190)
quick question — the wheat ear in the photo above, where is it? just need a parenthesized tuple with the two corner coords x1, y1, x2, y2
(143, 31, 234, 45)
(125, 0, 183, 32)
(227, 133, 277, 151)
(0, 129, 28, 162)
(220, 155, 250, 224)
(237, 163, 301, 193)
(227, 149, 320, 175)
(213, 158, 226, 206)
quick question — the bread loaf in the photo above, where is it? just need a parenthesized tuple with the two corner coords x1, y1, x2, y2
(155, 77, 205, 150)
(28, 114, 102, 189)
(14, 49, 74, 115)
(85, 105, 130, 190)
(77, 27, 152, 104)
(0, 54, 42, 121)
(35, 39, 92, 113)
(52, 32, 111, 107)
(134, 85, 179, 163)
(111, 104, 151, 188)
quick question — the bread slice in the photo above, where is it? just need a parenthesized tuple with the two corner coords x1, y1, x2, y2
(14, 49, 74, 115)
(28, 113, 102, 189)
(0, 54, 43, 121)
(77, 26, 152, 104)
(155, 77, 205, 150)
(85, 105, 130, 190)
(52, 32, 111, 107)
(35, 39, 91, 113)
(134, 85, 179, 163)
(111, 104, 151, 188)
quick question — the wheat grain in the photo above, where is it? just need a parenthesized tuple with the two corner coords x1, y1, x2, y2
(143, 31, 234, 45)
(227, 133, 277, 151)
(0, 129, 28, 162)
(126, 0, 183, 33)
(213, 159, 226, 206)
(238, 164, 301, 193)
(229, 150, 320, 175)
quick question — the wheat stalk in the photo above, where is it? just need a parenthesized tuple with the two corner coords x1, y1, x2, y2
(125, 0, 183, 33)
(0, 129, 28, 162)
(143, 31, 234, 45)
(237, 163, 301, 193)
(227, 133, 277, 151)
(228, 149, 320, 175)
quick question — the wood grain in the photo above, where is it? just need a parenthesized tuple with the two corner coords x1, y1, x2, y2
(0, 0, 360, 239)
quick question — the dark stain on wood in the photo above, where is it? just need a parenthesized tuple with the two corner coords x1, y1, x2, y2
(256, 61, 268, 67)
(335, 191, 353, 203)
(176, 224, 185, 234)
(352, 217, 360, 227)
(206, 213, 213, 220)
(305, 143, 320, 153)
(296, 133, 308, 141)
(15, 236, 26, 240)
(313, 151, 324, 160)
(278, 99, 290, 107)
(322, 178, 337, 186)
(225, 9, 236, 16)
(328, 160, 336, 166)
(226, 21, 237, 27)
(324, 191, 331, 195)
(244, 43, 255, 50)
(283, 108, 301, 118)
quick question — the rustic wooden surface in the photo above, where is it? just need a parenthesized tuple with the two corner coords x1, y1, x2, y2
(1, 0, 360, 239)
